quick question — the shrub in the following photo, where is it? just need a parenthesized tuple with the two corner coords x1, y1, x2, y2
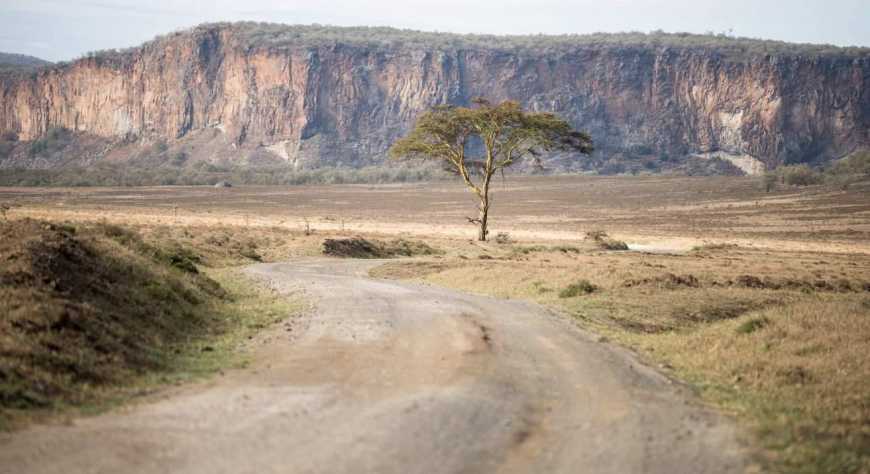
(599, 161, 626, 175)
(585, 230, 609, 241)
(0, 141, 13, 159)
(167, 253, 199, 273)
(559, 280, 597, 298)
(170, 151, 189, 166)
(95, 222, 143, 246)
(552, 245, 581, 253)
(26, 127, 73, 158)
(822, 152, 870, 189)
(153, 140, 169, 154)
(495, 232, 512, 244)
(762, 173, 777, 192)
(643, 160, 660, 171)
(826, 151, 870, 177)
(736, 317, 770, 334)
(683, 156, 745, 176)
(585, 230, 628, 250)
(777, 164, 822, 186)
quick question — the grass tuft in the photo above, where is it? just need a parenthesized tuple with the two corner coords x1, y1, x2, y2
(558, 280, 597, 298)
(736, 317, 770, 334)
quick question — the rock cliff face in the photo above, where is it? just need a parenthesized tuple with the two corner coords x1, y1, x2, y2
(1, 23, 868, 172)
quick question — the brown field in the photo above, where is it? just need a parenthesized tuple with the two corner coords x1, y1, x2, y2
(3, 175, 869, 251)
(2, 175, 869, 472)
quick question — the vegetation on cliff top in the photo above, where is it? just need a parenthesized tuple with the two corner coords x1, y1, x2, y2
(70, 21, 869, 69)
(0, 52, 51, 71)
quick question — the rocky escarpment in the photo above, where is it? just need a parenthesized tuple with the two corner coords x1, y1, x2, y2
(0, 23, 868, 173)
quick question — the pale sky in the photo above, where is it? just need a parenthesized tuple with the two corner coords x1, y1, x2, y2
(1, 0, 868, 61)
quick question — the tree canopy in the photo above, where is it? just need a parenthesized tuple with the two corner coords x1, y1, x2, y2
(390, 99, 593, 240)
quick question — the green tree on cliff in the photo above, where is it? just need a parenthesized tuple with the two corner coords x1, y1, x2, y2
(390, 99, 593, 241)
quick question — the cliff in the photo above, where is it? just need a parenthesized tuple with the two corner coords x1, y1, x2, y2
(1, 23, 868, 173)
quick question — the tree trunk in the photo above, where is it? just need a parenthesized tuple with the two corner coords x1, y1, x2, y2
(477, 201, 489, 241)
(477, 174, 492, 241)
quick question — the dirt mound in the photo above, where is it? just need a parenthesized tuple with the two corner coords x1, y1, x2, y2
(0, 219, 225, 423)
(323, 238, 440, 259)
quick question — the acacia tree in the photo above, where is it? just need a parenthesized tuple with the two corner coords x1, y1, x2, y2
(390, 99, 593, 241)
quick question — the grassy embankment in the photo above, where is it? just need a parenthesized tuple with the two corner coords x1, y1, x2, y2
(371, 235, 870, 473)
(0, 219, 305, 430)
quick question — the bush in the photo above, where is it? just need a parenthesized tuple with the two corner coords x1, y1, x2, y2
(736, 317, 769, 334)
(822, 152, 870, 189)
(762, 173, 777, 192)
(0, 141, 13, 159)
(585, 230, 609, 241)
(495, 232, 512, 244)
(826, 151, 870, 177)
(559, 280, 597, 298)
(683, 156, 745, 176)
(585, 230, 629, 251)
(643, 160, 660, 171)
(599, 161, 626, 175)
(777, 164, 821, 186)
(27, 127, 73, 158)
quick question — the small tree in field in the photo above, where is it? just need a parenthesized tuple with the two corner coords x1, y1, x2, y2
(390, 99, 593, 241)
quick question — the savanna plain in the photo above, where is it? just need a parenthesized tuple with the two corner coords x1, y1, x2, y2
(1, 174, 869, 473)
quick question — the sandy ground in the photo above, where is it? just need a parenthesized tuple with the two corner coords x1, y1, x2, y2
(3, 176, 868, 255)
(0, 259, 748, 473)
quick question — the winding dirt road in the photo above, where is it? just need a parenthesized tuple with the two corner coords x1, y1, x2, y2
(0, 260, 748, 473)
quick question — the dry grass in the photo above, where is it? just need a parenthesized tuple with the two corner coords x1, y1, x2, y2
(2, 175, 868, 253)
(372, 243, 870, 472)
(651, 296, 870, 473)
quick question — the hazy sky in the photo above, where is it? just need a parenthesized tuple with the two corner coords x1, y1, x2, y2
(2, 0, 868, 61)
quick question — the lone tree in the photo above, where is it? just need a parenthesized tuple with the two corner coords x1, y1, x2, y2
(390, 99, 593, 241)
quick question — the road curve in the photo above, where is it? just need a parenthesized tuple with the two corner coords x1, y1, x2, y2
(0, 259, 748, 473)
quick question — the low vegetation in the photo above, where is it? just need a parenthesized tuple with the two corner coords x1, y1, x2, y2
(0, 52, 51, 74)
(763, 152, 870, 191)
(0, 219, 301, 429)
(0, 162, 449, 187)
(83, 22, 868, 66)
(558, 280, 597, 298)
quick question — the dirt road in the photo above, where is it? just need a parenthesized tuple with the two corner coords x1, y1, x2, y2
(0, 260, 748, 473)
